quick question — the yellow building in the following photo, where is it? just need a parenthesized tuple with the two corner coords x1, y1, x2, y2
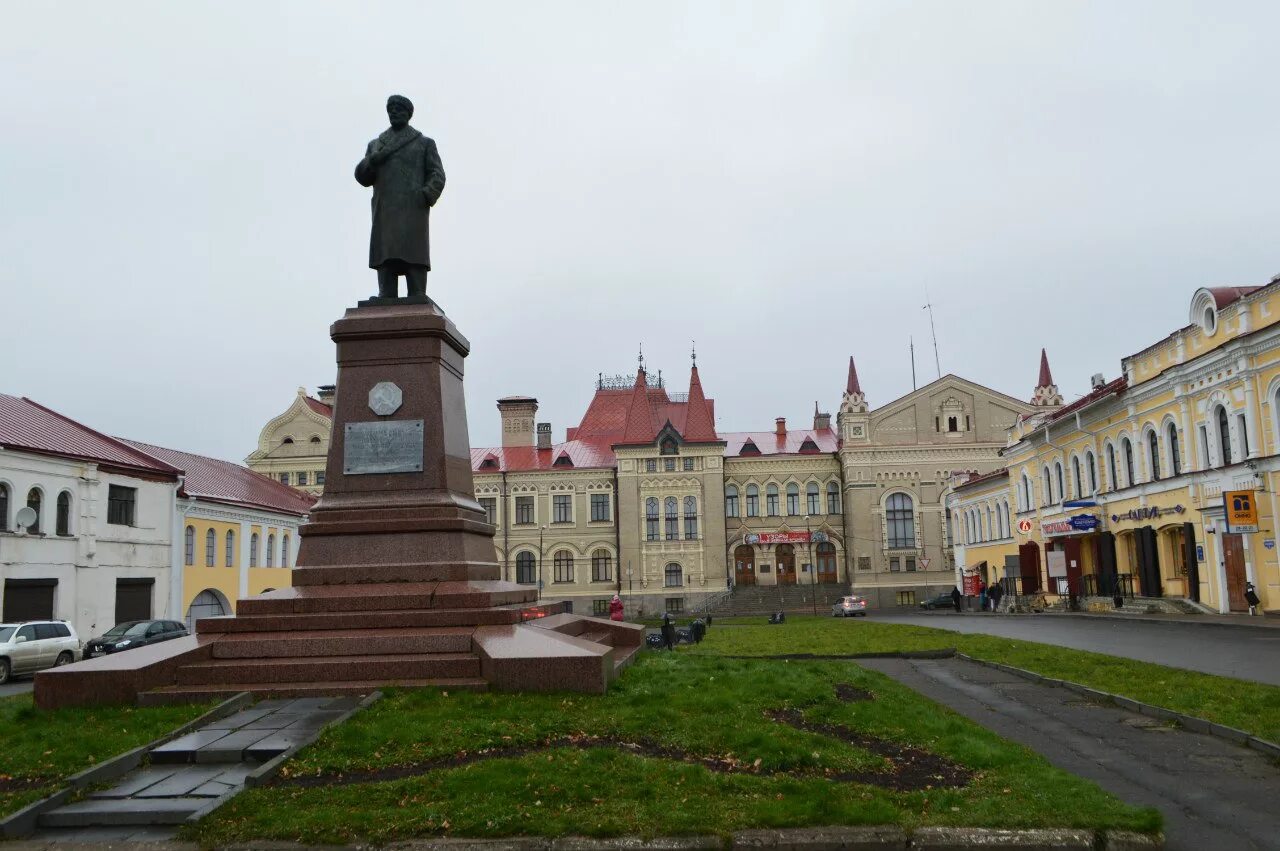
(244, 386, 333, 495)
(988, 276, 1280, 615)
(946, 468, 1019, 595)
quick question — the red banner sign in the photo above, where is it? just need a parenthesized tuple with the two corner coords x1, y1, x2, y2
(963, 574, 981, 595)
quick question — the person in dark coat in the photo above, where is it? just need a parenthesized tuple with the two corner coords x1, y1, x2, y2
(354, 94, 447, 299)
(989, 581, 1003, 612)
(951, 586, 962, 612)
(660, 612, 677, 650)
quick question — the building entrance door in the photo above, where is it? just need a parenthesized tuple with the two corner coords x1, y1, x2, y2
(1222, 533, 1249, 612)
(816, 542, 838, 583)
(1018, 543, 1041, 594)
(776, 544, 797, 585)
(734, 545, 756, 586)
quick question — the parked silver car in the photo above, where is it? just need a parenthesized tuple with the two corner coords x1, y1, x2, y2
(0, 621, 81, 684)
(831, 595, 869, 617)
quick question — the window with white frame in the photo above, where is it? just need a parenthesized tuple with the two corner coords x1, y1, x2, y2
(746, 485, 759, 517)
(886, 493, 915, 549)
(665, 497, 679, 540)
(1217, 407, 1232, 466)
(205, 529, 216, 567)
(1167, 423, 1180, 476)
(827, 482, 840, 514)
(590, 493, 610, 522)
(786, 483, 800, 515)
(725, 485, 739, 518)
(552, 493, 572, 523)
(184, 525, 195, 566)
(646, 497, 659, 541)
(806, 482, 820, 515)
(683, 496, 698, 539)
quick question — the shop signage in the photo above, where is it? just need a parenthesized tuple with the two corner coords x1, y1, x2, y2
(1196, 544, 1205, 562)
(962, 574, 981, 595)
(1062, 500, 1098, 509)
(1041, 519, 1075, 536)
(744, 531, 829, 545)
(1069, 514, 1100, 532)
(1224, 490, 1260, 534)
(1109, 505, 1185, 523)
(1266, 539, 1276, 550)
(1017, 518, 1033, 534)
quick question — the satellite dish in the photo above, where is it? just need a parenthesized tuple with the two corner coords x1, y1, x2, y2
(15, 506, 37, 529)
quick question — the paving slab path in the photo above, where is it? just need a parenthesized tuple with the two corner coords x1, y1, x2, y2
(861, 656, 1280, 851)
(30, 695, 361, 843)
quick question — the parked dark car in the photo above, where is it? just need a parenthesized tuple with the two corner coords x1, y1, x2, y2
(84, 620, 188, 657)
(919, 593, 955, 610)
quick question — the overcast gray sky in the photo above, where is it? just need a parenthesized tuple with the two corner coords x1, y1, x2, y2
(2, 1, 1277, 461)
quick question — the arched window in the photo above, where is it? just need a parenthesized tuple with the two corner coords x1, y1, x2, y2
(282, 534, 290, 567)
(516, 551, 536, 584)
(1002, 501, 1011, 537)
(1041, 466, 1052, 506)
(827, 482, 840, 515)
(1054, 462, 1065, 503)
(1106, 443, 1118, 490)
(282, 436, 295, 444)
(0, 483, 9, 531)
(266, 534, 276, 567)
(645, 497, 659, 541)
(1238, 413, 1250, 458)
(964, 511, 972, 545)
(786, 483, 800, 515)
(664, 497, 678, 540)
(1122, 438, 1135, 486)
(886, 493, 915, 549)
(1072, 457, 1083, 499)
(591, 549, 612, 582)
(56, 491, 71, 536)
(250, 532, 259, 567)
(205, 528, 216, 567)
(225, 530, 235, 567)
(1217, 406, 1232, 466)
(1146, 430, 1160, 481)
(725, 485, 739, 518)
(766, 484, 779, 516)
(1167, 423, 1181, 476)
(1020, 473, 1031, 511)
(553, 550, 574, 583)
(806, 482, 820, 515)
(684, 496, 698, 539)
(184, 525, 195, 566)
(746, 485, 760, 517)
(25, 488, 42, 534)
(1086, 452, 1098, 494)
(185, 589, 230, 630)
(664, 562, 683, 587)
(986, 506, 994, 542)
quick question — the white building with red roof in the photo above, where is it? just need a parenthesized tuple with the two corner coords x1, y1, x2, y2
(1, 395, 313, 642)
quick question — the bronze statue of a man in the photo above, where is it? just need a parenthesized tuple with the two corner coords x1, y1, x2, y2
(355, 95, 446, 299)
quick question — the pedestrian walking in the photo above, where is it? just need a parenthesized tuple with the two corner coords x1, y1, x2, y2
(979, 579, 988, 612)
(660, 611, 677, 650)
(950, 585, 962, 612)
(608, 594, 625, 622)
(989, 582, 1003, 612)
(1245, 581, 1261, 616)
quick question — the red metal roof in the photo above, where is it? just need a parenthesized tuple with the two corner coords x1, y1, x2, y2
(469, 439, 617, 472)
(1208, 286, 1262, 308)
(0, 395, 180, 477)
(122, 439, 316, 516)
(1037, 349, 1054, 388)
(722, 428, 839, 457)
(954, 467, 1009, 492)
(1038, 377, 1128, 427)
(680, 366, 718, 442)
(303, 396, 333, 416)
(618, 369, 661, 445)
(846, 356, 862, 395)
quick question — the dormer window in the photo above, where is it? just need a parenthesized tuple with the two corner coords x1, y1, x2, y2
(553, 452, 574, 467)
(479, 453, 500, 470)
(1191, 288, 1221, 337)
(282, 436, 295, 445)
(660, 437, 678, 456)
(739, 439, 761, 456)
(798, 437, 819, 454)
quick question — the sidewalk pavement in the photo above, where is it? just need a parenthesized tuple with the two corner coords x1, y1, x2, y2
(1054, 609, 1280, 629)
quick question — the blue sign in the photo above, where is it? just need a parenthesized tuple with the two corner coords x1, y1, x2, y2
(1196, 544, 1204, 562)
(1063, 500, 1099, 509)
(1069, 514, 1100, 532)
(1266, 539, 1276, 551)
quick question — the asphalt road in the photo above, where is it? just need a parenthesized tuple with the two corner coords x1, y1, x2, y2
(0, 679, 34, 698)
(862, 657, 1280, 851)
(876, 611, 1280, 686)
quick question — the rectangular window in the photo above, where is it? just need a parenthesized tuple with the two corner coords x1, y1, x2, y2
(905, 557, 917, 572)
(828, 489, 840, 515)
(766, 492, 779, 516)
(787, 492, 800, 515)
(665, 597, 685, 614)
(664, 458, 676, 472)
(1199, 425, 1209, 470)
(590, 493, 611, 522)
(479, 497, 497, 526)
(646, 500, 659, 541)
(592, 599, 610, 617)
(725, 491, 739, 518)
(683, 457, 695, 471)
(1238, 414, 1250, 458)
(107, 485, 136, 526)
(858, 556, 871, 571)
(807, 493, 820, 515)
(646, 459, 657, 473)
(315, 471, 326, 485)
(684, 515, 698, 540)
(889, 557, 901, 572)
(296, 471, 308, 486)
(279, 472, 290, 484)
(592, 552, 613, 581)
(746, 491, 759, 517)
(896, 590, 916, 606)
(759, 563, 771, 573)
(552, 494, 572, 523)
(665, 514, 679, 540)
(515, 496, 534, 525)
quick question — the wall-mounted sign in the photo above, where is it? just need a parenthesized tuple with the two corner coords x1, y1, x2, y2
(1042, 519, 1075, 536)
(1063, 500, 1099, 509)
(1196, 544, 1205, 562)
(1042, 514, 1100, 536)
(1109, 505, 1185, 523)
(1017, 518, 1033, 534)
(744, 531, 829, 545)
(1069, 514, 1100, 532)
(1224, 490, 1260, 534)
(1266, 539, 1276, 551)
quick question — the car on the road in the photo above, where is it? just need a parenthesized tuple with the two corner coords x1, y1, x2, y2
(84, 620, 188, 658)
(919, 593, 956, 610)
(0, 621, 81, 684)
(832, 595, 869, 617)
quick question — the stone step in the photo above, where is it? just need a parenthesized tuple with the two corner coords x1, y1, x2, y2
(580, 630, 613, 647)
(236, 581, 537, 616)
(291, 561, 501, 585)
(38, 797, 206, 828)
(178, 652, 481, 685)
(209, 627, 473, 659)
(138, 677, 488, 707)
(197, 602, 563, 634)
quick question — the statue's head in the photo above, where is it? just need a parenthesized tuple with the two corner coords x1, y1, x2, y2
(386, 95, 414, 130)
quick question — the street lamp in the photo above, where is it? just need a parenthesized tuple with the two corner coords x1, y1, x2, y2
(538, 524, 546, 602)
(805, 515, 817, 617)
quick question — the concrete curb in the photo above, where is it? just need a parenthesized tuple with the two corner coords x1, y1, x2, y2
(956, 653, 1280, 759)
(0, 692, 252, 839)
(1046, 611, 1280, 632)
(715, 650, 957, 661)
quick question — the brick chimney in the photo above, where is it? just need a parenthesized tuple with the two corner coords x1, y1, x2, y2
(536, 422, 553, 450)
(316, 384, 336, 406)
(775, 417, 787, 437)
(813, 402, 831, 431)
(497, 397, 538, 447)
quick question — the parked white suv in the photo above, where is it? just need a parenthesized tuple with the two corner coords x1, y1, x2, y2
(0, 621, 81, 684)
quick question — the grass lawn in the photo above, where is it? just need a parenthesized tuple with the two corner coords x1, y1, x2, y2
(0, 693, 210, 819)
(685, 617, 1280, 742)
(188, 654, 1158, 844)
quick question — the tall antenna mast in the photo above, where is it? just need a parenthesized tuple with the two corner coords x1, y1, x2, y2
(923, 288, 941, 379)
(910, 336, 917, 391)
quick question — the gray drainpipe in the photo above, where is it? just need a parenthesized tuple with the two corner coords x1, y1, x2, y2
(613, 466, 622, 594)
(838, 452, 852, 589)
(501, 470, 510, 582)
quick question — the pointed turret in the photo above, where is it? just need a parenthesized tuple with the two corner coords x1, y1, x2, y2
(846, 356, 862, 396)
(681, 365, 718, 442)
(618, 368, 658, 444)
(841, 356, 868, 414)
(1031, 348, 1064, 407)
